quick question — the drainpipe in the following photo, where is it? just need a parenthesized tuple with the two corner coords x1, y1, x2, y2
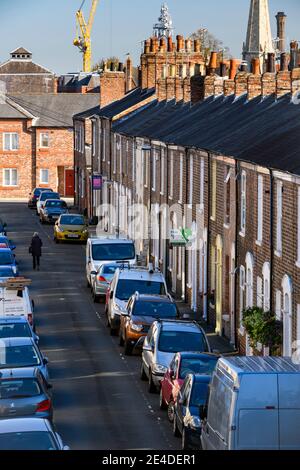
(205, 151, 211, 325)
(184, 147, 189, 305)
(166, 144, 170, 291)
(270, 169, 274, 315)
(233, 159, 239, 350)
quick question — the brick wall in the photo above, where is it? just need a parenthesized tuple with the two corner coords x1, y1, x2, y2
(0, 75, 56, 94)
(100, 72, 126, 108)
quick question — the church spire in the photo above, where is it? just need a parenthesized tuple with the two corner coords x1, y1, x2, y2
(243, 0, 274, 71)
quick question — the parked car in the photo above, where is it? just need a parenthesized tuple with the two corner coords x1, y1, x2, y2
(0, 218, 7, 236)
(86, 237, 136, 288)
(0, 236, 16, 251)
(0, 248, 18, 275)
(140, 320, 210, 393)
(0, 282, 35, 330)
(91, 262, 119, 303)
(40, 199, 68, 224)
(54, 214, 88, 244)
(0, 267, 17, 279)
(119, 293, 179, 355)
(0, 337, 49, 381)
(173, 374, 211, 450)
(36, 191, 60, 215)
(106, 265, 168, 336)
(201, 356, 300, 450)
(28, 188, 53, 208)
(0, 418, 69, 450)
(160, 352, 219, 421)
(0, 368, 53, 421)
(0, 317, 39, 343)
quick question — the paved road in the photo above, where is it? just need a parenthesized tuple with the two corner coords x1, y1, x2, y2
(1, 202, 179, 450)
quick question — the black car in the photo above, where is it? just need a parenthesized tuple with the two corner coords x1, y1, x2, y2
(28, 188, 53, 208)
(40, 199, 68, 224)
(173, 374, 211, 450)
(0, 218, 7, 236)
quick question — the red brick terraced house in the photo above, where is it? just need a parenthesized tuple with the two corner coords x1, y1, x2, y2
(0, 93, 99, 198)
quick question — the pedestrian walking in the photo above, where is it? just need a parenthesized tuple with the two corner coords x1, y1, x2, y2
(29, 232, 43, 270)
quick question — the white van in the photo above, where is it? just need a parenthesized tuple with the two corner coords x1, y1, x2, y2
(201, 356, 300, 450)
(86, 237, 136, 287)
(0, 278, 35, 330)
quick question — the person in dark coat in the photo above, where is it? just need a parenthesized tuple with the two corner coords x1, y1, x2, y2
(30, 232, 43, 270)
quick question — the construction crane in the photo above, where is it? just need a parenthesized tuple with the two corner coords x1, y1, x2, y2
(73, 0, 99, 73)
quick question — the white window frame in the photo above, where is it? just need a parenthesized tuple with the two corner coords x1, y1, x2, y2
(275, 181, 283, 257)
(257, 276, 263, 308)
(199, 158, 204, 212)
(40, 132, 49, 149)
(239, 265, 246, 333)
(297, 187, 300, 267)
(169, 151, 174, 199)
(102, 127, 106, 162)
(262, 262, 270, 312)
(245, 252, 254, 309)
(132, 144, 135, 182)
(144, 151, 149, 188)
(3, 133, 19, 151)
(92, 122, 96, 157)
(240, 170, 246, 236)
(113, 135, 117, 174)
(179, 153, 183, 204)
(152, 151, 157, 192)
(297, 305, 300, 342)
(275, 289, 282, 321)
(282, 275, 293, 357)
(210, 160, 216, 221)
(3, 168, 18, 187)
(40, 169, 49, 184)
(257, 175, 263, 245)
(189, 154, 193, 207)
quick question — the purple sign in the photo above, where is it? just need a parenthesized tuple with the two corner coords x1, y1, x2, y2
(92, 175, 103, 190)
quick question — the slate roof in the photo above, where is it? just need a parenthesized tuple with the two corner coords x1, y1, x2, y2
(5, 94, 100, 127)
(113, 93, 300, 176)
(10, 47, 32, 55)
(0, 99, 30, 119)
(0, 60, 53, 75)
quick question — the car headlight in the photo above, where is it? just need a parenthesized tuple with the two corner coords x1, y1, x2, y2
(12, 266, 17, 274)
(43, 210, 48, 215)
(153, 364, 167, 374)
(57, 226, 64, 233)
(189, 415, 202, 430)
(130, 322, 143, 332)
(113, 304, 126, 316)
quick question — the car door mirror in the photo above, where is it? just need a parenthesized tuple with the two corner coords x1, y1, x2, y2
(199, 405, 207, 420)
(90, 271, 97, 276)
(47, 383, 53, 390)
(11, 245, 16, 251)
(34, 335, 40, 343)
(43, 357, 49, 365)
(143, 344, 152, 352)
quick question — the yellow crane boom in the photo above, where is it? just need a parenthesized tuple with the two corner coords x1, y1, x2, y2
(73, 0, 99, 73)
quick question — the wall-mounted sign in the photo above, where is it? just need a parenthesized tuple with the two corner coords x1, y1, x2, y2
(169, 228, 193, 246)
(92, 174, 103, 190)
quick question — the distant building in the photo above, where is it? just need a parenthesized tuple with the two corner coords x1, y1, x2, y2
(0, 47, 56, 94)
(153, 3, 174, 39)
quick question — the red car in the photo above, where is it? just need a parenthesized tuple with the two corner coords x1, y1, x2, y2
(159, 352, 219, 422)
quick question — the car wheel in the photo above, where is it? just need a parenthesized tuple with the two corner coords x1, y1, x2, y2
(140, 362, 147, 381)
(173, 414, 181, 437)
(159, 388, 167, 410)
(124, 339, 133, 356)
(148, 369, 157, 394)
(92, 290, 99, 303)
(167, 401, 175, 422)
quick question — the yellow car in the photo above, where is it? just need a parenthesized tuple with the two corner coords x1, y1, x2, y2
(54, 214, 89, 243)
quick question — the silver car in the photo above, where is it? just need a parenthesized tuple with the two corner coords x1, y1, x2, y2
(0, 317, 39, 343)
(91, 263, 119, 303)
(0, 337, 49, 381)
(141, 320, 210, 393)
(0, 367, 53, 421)
(0, 418, 69, 450)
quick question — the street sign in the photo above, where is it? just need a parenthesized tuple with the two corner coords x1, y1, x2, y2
(92, 174, 103, 190)
(169, 228, 193, 246)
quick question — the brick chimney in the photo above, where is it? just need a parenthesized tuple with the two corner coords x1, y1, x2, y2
(247, 60, 262, 100)
(125, 55, 133, 93)
(100, 70, 126, 107)
(262, 72, 276, 97)
(183, 77, 191, 102)
(276, 70, 291, 98)
(235, 71, 250, 96)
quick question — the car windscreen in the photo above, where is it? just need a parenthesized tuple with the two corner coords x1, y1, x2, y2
(92, 243, 135, 261)
(45, 200, 66, 208)
(133, 301, 177, 318)
(116, 280, 166, 301)
(179, 357, 218, 379)
(0, 432, 58, 450)
(102, 265, 118, 275)
(40, 193, 57, 201)
(0, 378, 41, 399)
(0, 323, 31, 339)
(158, 331, 208, 354)
(0, 252, 14, 265)
(0, 345, 40, 368)
(34, 188, 52, 196)
(60, 215, 84, 225)
(190, 382, 209, 406)
(0, 239, 9, 249)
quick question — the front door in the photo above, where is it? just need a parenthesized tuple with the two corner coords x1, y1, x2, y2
(65, 169, 74, 196)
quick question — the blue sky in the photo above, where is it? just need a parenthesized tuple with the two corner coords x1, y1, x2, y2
(1, 0, 299, 74)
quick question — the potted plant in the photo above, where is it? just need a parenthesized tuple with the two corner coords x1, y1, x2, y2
(242, 307, 282, 355)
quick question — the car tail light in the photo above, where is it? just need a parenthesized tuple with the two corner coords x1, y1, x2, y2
(36, 399, 51, 412)
(98, 275, 107, 282)
(27, 313, 33, 326)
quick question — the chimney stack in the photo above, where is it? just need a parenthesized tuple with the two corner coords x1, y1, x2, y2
(276, 12, 287, 53)
(290, 41, 299, 70)
(125, 55, 133, 93)
(252, 58, 260, 75)
(144, 39, 150, 54)
(167, 37, 173, 53)
(220, 62, 227, 78)
(194, 39, 201, 53)
(208, 52, 217, 75)
(159, 38, 166, 53)
(229, 59, 239, 79)
(176, 35, 184, 52)
(267, 53, 276, 73)
(280, 53, 289, 72)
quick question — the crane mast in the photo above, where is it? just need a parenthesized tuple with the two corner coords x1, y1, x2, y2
(73, 0, 99, 73)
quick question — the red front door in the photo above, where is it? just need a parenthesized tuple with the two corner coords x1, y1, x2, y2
(65, 169, 74, 197)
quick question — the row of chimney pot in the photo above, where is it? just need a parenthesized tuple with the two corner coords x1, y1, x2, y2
(144, 36, 201, 54)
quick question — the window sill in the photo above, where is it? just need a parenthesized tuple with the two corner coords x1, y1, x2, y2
(239, 231, 245, 238)
(210, 216, 216, 222)
(238, 326, 245, 336)
(187, 204, 192, 209)
(209, 303, 215, 310)
(296, 261, 300, 269)
(39, 147, 50, 151)
(256, 240, 262, 247)
(274, 250, 282, 258)
(223, 223, 230, 230)
(160, 192, 164, 196)
(186, 284, 192, 289)
(168, 196, 173, 201)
